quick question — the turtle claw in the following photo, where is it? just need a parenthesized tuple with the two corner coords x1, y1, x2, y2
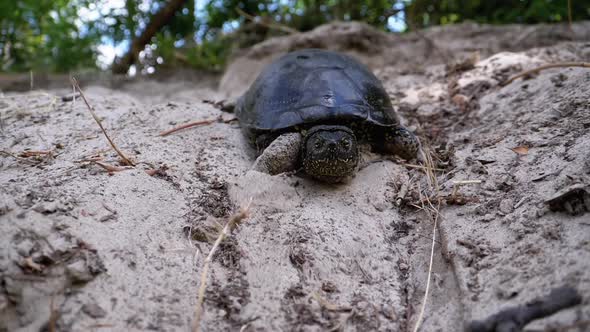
(220, 98, 237, 113)
(385, 127, 420, 161)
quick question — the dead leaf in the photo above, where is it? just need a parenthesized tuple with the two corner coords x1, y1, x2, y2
(510, 146, 529, 155)
(451, 94, 469, 106)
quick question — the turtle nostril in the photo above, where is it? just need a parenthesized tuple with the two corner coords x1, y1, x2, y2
(328, 142, 337, 150)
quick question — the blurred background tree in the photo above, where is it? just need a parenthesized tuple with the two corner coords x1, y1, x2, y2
(1, 0, 588, 74)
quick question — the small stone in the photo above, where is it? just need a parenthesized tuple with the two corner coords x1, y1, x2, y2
(480, 213, 495, 223)
(99, 213, 117, 222)
(32, 201, 59, 214)
(502, 215, 516, 225)
(381, 304, 397, 320)
(499, 199, 514, 214)
(483, 181, 496, 191)
(66, 260, 93, 283)
(473, 204, 487, 216)
(321, 281, 338, 293)
(82, 302, 107, 318)
(550, 73, 568, 87)
(355, 301, 370, 312)
(373, 202, 388, 212)
(398, 262, 409, 271)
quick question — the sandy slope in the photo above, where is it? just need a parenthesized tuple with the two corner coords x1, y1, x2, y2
(1, 22, 589, 331)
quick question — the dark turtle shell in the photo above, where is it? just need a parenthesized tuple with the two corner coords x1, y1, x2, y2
(236, 49, 400, 143)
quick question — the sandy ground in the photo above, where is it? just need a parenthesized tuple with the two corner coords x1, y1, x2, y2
(1, 22, 589, 332)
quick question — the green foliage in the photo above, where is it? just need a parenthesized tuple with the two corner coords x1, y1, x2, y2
(0, 0, 100, 72)
(185, 38, 232, 70)
(1, 0, 589, 73)
(203, 0, 395, 36)
(405, 0, 590, 28)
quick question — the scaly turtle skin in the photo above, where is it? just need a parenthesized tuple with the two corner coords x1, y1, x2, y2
(236, 49, 419, 182)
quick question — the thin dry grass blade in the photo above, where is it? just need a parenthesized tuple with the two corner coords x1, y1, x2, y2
(70, 77, 135, 166)
(412, 147, 442, 332)
(501, 62, 590, 86)
(192, 201, 251, 332)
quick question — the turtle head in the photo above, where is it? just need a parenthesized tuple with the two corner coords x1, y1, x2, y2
(302, 125, 359, 182)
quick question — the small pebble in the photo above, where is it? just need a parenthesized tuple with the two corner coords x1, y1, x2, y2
(499, 198, 514, 214)
(66, 260, 93, 283)
(82, 302, 107, 318)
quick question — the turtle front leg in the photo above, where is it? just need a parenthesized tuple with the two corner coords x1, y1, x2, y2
(382, 126, 420, 161)
(252, 133, 302, 175)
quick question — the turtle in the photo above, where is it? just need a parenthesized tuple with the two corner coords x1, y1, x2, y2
(235, 48, 419, 183)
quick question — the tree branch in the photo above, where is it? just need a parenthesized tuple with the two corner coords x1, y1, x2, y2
(112, 0, 188, 74)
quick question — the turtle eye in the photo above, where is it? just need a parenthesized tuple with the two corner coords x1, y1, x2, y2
(340, 139, 350, 150)
(314, 140, 323, 149)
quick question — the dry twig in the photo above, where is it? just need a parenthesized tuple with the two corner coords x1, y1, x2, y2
(412, 147, 442, 332)
(159, 119, 216, 136)
(70, 77, 135, 166)
(467, 286, 581, 332)
(403, 163, 446, 172)
(235, 7, 299, 34)
(19, 150, 52, 157)
(394, 175, 412, 207)
(88, 324, 115, 331)
(93, 161, 133, 173)
(501, 62, 590, 86)
(192, 201, 252, 332)
(413, 194, 441, 332)
(74, 156, 104, 163)
(0, 150, 41, 165)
